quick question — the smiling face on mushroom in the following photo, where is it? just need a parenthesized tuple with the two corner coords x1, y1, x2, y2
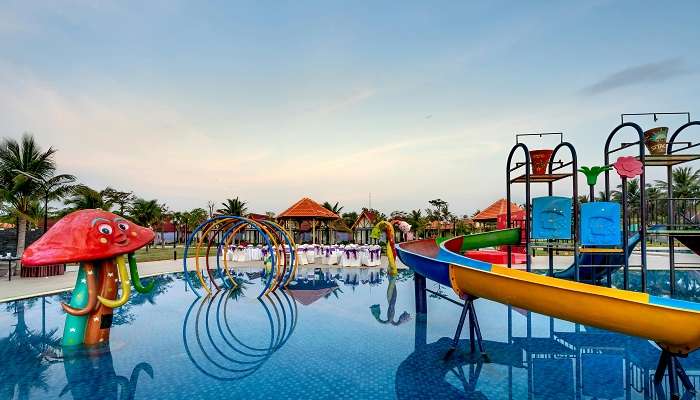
(93, 216, 135, 247)
(22, 209, 155, 267)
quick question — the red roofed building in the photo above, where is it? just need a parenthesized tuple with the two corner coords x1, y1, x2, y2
(278, 198, 340, 219)
(277, 197, 340, 244)
(472, 199, 523, 228)
(351, 209, 378, 244)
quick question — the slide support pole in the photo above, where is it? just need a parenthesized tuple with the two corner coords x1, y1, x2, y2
(654, 350, 695, 399)
(414, 273, 427, 314)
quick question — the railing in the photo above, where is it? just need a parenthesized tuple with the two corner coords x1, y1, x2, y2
(645, 198, 700, 230)
(648, 373, 700, 399)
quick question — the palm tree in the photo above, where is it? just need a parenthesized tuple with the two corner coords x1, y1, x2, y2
(128, 199, 164, 249)
(406, 209, 425, 236)
(39, 173, 77, 226)
(170, 211, 184, 244)
(654, 167, 700, 198)
(322, 201, 343, 214)
(63, 185, 112, 213)
(612, 179, 641, 206)
(129, 199, 163, 229)
(101, 187, 134, 215)
(341, 211, 358, 227)
(216, 197, 248, 216)
(158, 203, 169, 248)
(0, 134, 59, 255)
(182, 208, 208, 243)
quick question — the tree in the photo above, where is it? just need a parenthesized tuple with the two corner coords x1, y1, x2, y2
(0, 134, 59, 255)
(322, 201, 344, 214)
(39, 173, 77, 227)
(182, 208, 208, 243)
(216, 197, 248, 216)
(426, 198, 453, 222)
(341, 211, 358, 227)
(63, 185, 112, 213)
(170, 211, 184, 244)
(390, 210, 408, 220)
(654, 167, 700, 198)
(101, 187, 134, 215)
(406, 209, 425, 236)
(129, 199, 163, 247)
(157, 203, 169, 248)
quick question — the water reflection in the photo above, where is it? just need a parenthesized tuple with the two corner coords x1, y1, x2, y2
(286, 269, 342, 305)
(5, 268, 700, 399)
(61, 345, 153, 400)
(0, 300, 62, 400)
(182, 282, 298, 380)
(399, 305, 700, 399)
(370, 272, 412, 326)
(0, 299, 154, 400)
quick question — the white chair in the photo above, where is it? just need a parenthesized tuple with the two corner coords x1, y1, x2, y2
(329, 245, 341, 265)
(296, 245, 308, 266)
(241, 245, 251, 262)
(252, 245, 263, 261)
(350, 245, 362, 267)
(360, 245, 370, 266)
(245, 244, 255, 261)
(341, 245, 360, 267)
(321, 245, 333, 265)
(302, 244, 313, 264)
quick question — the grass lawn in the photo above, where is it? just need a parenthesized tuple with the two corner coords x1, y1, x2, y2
(132, 245, 197, 263)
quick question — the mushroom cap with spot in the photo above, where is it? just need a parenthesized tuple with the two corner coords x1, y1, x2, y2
(21, 209, 155, 266)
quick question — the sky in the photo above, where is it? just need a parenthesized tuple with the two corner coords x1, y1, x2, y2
(0, 1, 698, 216)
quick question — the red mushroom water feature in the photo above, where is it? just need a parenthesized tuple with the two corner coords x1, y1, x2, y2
(22, 209, 155, 346)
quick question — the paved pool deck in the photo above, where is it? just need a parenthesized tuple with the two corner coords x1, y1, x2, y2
(1, 251, 699, 303)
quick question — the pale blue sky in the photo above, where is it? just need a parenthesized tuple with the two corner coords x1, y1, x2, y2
(1, 1, 698, 215)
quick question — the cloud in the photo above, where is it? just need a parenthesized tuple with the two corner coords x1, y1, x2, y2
(581, 58, 694, 95)
(310, 87, 376, 116)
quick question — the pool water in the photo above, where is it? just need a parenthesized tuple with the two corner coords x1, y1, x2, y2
(1, 268, 700, 399)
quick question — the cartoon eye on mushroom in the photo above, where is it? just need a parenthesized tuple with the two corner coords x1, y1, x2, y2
(21, 209, 155, 346)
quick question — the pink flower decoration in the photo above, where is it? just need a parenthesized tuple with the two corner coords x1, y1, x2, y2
(613, 156, 643, 178)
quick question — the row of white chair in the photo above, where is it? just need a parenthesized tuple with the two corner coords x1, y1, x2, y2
(225, 244, 383, 267)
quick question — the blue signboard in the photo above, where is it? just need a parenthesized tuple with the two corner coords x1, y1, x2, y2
(532, 196, 572, 239)
(580, 202, 621, 246)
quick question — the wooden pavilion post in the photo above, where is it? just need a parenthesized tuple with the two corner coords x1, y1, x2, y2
(312, 218, 316, 244)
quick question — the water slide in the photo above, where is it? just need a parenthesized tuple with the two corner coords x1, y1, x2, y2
(396, 228, 700, 355)
(648, 224, 700, 257)
(553, 233, 641, 282)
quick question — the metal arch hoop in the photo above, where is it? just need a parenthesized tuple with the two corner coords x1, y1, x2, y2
(505, 143, 531, 271)
(548, 142, 580, 280)
(602, 122, 648, 292)
(183, 216, 278, 298)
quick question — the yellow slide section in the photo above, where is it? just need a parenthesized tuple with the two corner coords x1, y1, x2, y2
(448, 262, 700, 355)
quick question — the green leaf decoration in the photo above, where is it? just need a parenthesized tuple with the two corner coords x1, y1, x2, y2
(578, 165, 612, 186)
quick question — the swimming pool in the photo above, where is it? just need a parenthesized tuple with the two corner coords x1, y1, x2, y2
(1, 268, 699, 399)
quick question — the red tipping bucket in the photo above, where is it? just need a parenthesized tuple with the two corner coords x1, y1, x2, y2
(530, 149, 554, 175)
